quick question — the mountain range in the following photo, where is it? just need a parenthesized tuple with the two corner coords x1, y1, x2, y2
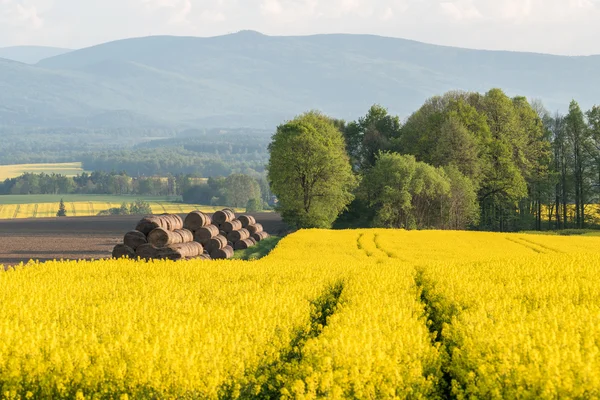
(0, 46, 72, 64)
(1, 31, 599, 130)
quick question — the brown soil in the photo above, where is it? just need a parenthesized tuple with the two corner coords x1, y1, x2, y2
(0, 213, 287, 266)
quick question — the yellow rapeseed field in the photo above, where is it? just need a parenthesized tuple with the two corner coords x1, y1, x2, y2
(0, 202, 244, 219)
(0, 163, 85, 180)
(1, 230, 600, 398)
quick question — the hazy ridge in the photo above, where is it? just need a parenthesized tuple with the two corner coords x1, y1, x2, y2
(1, 31, 599, 130)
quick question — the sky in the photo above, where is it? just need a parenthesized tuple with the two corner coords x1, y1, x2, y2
(1, 0, 599, 55)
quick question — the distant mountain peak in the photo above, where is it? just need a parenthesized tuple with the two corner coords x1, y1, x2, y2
(233, 30, 265, 36)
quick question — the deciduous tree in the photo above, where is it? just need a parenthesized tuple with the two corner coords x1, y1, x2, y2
(268, 111, 357, 228)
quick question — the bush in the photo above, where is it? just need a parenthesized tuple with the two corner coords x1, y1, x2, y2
(98, 200, 151, 216)
(56, 199, 67, 217)
(246, 198, 263, 213)
(182, 184, 215, 205)
(129, 200, 152, 215)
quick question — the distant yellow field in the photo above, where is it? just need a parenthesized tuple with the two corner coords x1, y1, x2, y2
(541, 204, 600, 224)
(0, 162, 85, 180)
(0, 202, 244, 219)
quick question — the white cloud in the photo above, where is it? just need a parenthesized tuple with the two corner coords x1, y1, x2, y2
(260, 0, 283, 16)
(440, 0, 482, 20)
(381, 7, 394, 20)
(141, 0, 192, 24)
(0, 0, 44, 29)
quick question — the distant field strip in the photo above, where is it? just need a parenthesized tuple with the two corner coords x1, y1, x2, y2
(0, 202, 243, 219)
(0, 162, 85, 180)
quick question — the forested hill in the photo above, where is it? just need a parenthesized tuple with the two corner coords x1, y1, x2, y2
(1, 31, 600, 129)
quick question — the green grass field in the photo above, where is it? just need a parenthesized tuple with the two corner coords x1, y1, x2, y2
(232, 236, 281, 260)
(0, 162, 85, 180)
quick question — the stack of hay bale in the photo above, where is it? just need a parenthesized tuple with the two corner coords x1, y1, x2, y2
(112, 214, 203, 261)
(111, 209, 269, 261)
(193, 208, 269, 260)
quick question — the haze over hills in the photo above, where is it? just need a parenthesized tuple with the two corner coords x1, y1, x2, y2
(0, 46, 73, 65)
(1, 31, 599, 130)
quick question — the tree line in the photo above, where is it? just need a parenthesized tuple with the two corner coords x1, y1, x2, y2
(0, 171, 193, 196)
(182, 175, 273, 212)
(1, 170, 272, 212)
(268, 88, 600, 231)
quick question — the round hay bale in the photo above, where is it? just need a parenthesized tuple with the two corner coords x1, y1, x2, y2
(247, 223, 263, 235)
(136, 242, 203, 261)
(199, 253, 212, 261)
(184, 211, 211, 231)
(135, 216, 162, 236)
(213, 209, 235, 225)
(123, 230, 147, 250)
(222, 219, 243, 233)
(227, 228, 250, 243)
(238, 215, 256, 228)
(112, 244, 135, 259)
(135, 243, 158, 260)
(165, 214, 184, 231)
(234, 239, 255, 250)
(252, 231, 270, 242)
(206, 235, 228, 253)
(194, 225, 219, 245)
(211, 245, 234, 260)
(135, 214, 183, 235)
(179, 229, 194, 242)
(168, 242, 203, 258)
(248, 237, 257, 246)
(148, 228, 194, 247)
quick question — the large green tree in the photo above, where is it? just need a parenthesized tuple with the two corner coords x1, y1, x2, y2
(224, 173, 261, 208)
(565, 100, 590, 228)
(586, 106, 600, 208)
(268, 111, 357, 228)
(359, 152, 478, 230)
(343, 105, 402, 170)
(512, 96, 552, 230)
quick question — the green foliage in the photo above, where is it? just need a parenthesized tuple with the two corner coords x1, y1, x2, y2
(224, 174, 261, 208)
(359, 153, 478, 230)
(268, 111, 358, 229)
(391, 89, 551, 231)
(182, 174, 263, 210)
(565, 100, 591, 228)
(246, 198, 263, 213)
(232, 236, 282, 260)
(99, 200, 152, 216)
(182, 184, 214, 205)
(129, 200, 152, 215)
(443, 165, 480, 228)
(56, 198, 67, 217)
(343, 104, 402, 170)
(0, 171, 194, 197)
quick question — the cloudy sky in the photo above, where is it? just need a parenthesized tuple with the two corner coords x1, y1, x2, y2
(1, 0, 599, 55)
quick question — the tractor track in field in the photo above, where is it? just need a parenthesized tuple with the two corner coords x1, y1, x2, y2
(0, 212, 287, 266)
(234, 280, 345, 399)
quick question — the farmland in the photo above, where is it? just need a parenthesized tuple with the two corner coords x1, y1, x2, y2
(0, 195, 244, 219)
(0, 162, 85, 180)
(1, 229, 600, 398)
